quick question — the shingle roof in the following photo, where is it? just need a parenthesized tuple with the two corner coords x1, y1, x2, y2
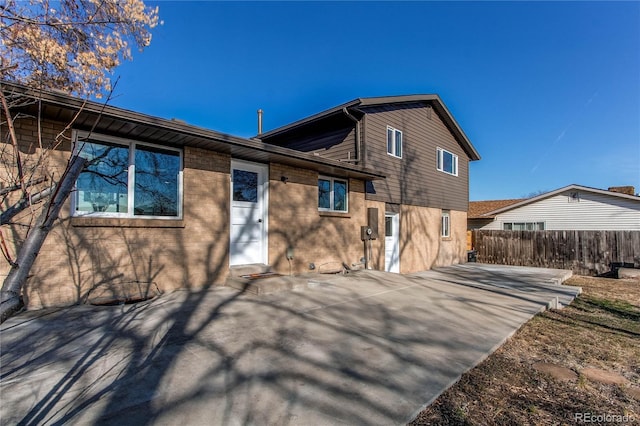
(468, 199, 526, 218)
(469, 184, 640, 219)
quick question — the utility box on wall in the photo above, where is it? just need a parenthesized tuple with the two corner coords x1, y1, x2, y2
(367, 208, 379, 239)
(361, 226, 374, 241)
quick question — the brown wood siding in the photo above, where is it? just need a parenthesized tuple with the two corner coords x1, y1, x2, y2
(261, 117, 357, 163)
(362, 103, 470, 212)
(321, 126, 356, 162)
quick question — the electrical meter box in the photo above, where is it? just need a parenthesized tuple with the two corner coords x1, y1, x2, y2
(367, 208, 379, 239)
(361, 226, 373, 241)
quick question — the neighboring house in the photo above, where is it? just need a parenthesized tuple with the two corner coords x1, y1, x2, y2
(468, 198, 526, 230)
(259, 95, 481, 273)
(469, 185, 640, 231)
(1, 84, 479, 309)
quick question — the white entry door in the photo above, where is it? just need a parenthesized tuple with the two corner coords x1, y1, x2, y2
(230, 160, 268, 265)
(385, 213, 400, 273)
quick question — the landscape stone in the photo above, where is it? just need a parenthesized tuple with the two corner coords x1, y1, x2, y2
(533, 362, 578, 382)
(626, 387, 640, 400)
(581, 367, 629, 385)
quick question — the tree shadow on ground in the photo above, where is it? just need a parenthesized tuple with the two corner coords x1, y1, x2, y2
(0, 264, 571, 425)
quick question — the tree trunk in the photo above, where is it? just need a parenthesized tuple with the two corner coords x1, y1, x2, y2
(1, 186, 55, 226)
(0, 155, 87, 323)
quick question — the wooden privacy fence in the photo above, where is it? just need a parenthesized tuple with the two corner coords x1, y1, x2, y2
(472, 230, 640, 276)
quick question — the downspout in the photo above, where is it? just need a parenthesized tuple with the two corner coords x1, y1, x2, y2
(342, 107, 360, 164)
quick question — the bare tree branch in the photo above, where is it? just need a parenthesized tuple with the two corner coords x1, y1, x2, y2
(0, 176, 47, 196)
(1, 185, 55, 226)
(0, 228, 15, 265)
(1, 88, 26, 199)
(0, 0, 159, 322)
(1, 155, 86, 322)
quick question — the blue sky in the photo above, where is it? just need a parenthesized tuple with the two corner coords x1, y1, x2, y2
(111, 1, 640, 200)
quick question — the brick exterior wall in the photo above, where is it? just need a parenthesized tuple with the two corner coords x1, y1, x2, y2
(1, 117, 73, 289)
(3, 115, 467, 310)
(2, 115, 233, 309)
(268, 163, 381, 274)
(398, 205, 467, 273)
(23, 143, 232, 309)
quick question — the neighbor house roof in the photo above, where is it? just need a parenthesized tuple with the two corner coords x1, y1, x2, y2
(468, 199, 525, 219)
(257, 95, 481, 161)
(1, 82, 385, 181)
(472, 184, 640, 218)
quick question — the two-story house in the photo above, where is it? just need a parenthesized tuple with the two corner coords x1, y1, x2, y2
(259, 95, 481, 273)
(2, 84, 479, 309)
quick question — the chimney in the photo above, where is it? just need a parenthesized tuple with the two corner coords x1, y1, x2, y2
(257, 109, 263, 135)
(608, 186, 635, 196)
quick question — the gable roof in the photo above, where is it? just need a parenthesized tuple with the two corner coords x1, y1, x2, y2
(473, 184, 640, 218)
(468, 199, 526, 219)
(1, 82, 384, 181)
(257, 95, 481, 161)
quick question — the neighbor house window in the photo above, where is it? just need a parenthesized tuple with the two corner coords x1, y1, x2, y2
(441, 210, 450, 238)
(387, 126, 402, 158)
(72, 132, 182, 218)
(318, 176, 348, 212)
(503, 222, 545, 231)
(437, 147, 458, 176)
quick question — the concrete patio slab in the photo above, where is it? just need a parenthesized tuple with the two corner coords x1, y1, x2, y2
(0, 264, 580, 425)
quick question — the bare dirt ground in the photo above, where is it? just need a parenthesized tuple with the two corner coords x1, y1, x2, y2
(410, 275, 640, 425)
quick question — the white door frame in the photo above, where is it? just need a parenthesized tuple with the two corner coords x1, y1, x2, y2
(385, 212, 400, 273)
(229, 160, 268, 265)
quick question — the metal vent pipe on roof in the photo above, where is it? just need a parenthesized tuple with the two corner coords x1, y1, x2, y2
(257, 109, 263, 135)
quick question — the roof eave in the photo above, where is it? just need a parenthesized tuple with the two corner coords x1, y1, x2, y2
(257, 99, 362, 139)
(258, 94, 481, 161)
(483, 184, 640, 216)
(2, 82, 385, 181)
(361, 94, 480, 161)
(429, 96, 480, 161)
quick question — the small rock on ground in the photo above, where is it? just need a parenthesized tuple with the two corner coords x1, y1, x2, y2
(533, 362, 578, 382)
(627, 387, 640, 400)
(581, 367, 629, 385)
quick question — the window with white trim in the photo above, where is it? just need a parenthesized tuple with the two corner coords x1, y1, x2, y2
(72, 132, 183, 218)
(437, 147, 458, 176)
(318, 176, 348, 212)
(503, 222, 545, 231)
(386, 126, 402, 158)
(441, 210, 450, 238)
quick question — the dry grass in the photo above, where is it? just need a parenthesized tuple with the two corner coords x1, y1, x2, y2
(410, 276, 640, 425)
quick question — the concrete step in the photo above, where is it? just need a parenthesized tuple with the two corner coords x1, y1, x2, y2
(226, 274, 307, 296)
(228, 263, 272, 278)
